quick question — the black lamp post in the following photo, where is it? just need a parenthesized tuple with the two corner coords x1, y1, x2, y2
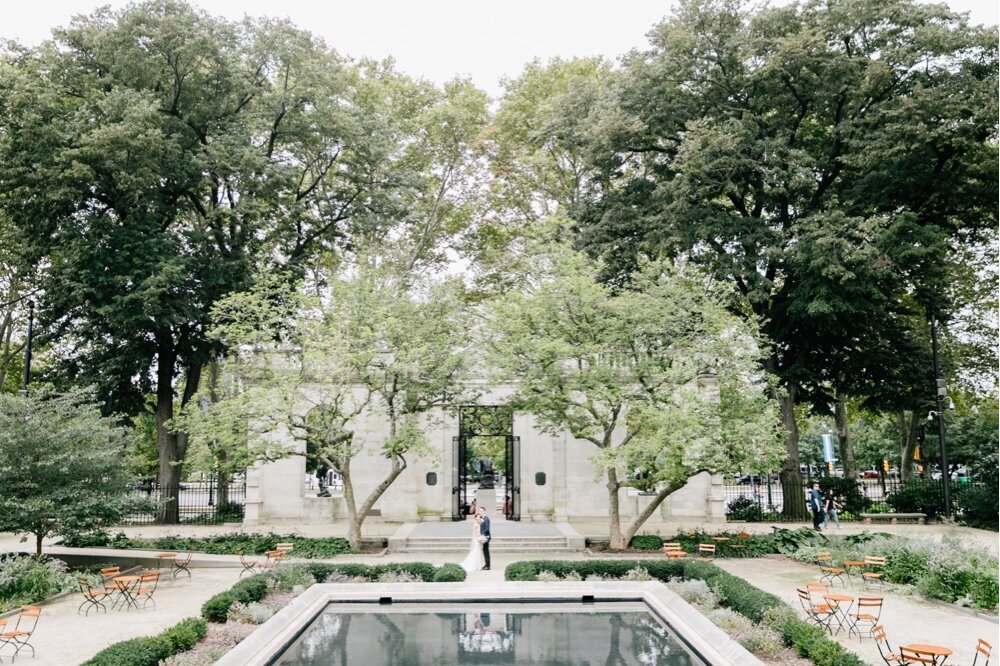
(929, 316, 951, 519)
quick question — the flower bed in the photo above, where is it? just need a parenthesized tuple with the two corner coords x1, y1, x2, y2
(506, 559, 865, 666)
(790, 534, 998, 611)
(59, 531, 352, 558)
(0, 554, 79, 613)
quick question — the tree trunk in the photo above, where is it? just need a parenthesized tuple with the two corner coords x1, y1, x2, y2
(778, 385, 806, 519)
(607, 467, 625, 549)
(155, 334, 181, 523)
(339, 453, 407, 551)
(621, 481, 681, 548)
(340, 459, 362, 550)
(154, 332, 202, 524)
(35, 532, 43, 556)
(899, 411, 920, 482)
(833, 390, 856, 479)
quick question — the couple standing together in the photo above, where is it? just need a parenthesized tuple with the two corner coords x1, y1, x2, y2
(460, 506, 491, 572)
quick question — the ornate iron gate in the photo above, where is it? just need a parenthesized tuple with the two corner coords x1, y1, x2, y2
(453, 406, 516, 521)
(505, 435, 521, 521)
(451, 436, 464, 522)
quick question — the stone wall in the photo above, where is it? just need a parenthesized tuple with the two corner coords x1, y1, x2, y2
(245, 385, 724, 528)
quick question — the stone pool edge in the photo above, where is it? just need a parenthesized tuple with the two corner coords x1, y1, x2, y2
(214, 581, 764, 666)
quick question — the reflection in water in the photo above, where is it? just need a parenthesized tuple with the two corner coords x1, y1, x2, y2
(276, 605, 703, 665)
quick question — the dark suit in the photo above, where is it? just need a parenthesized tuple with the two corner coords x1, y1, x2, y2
(479, 514, 491, 569)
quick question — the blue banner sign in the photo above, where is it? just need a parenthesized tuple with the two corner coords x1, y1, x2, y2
(821, 434, 836, 463)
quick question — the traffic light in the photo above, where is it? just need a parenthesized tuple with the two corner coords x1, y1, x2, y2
(882, 459, 889, 473)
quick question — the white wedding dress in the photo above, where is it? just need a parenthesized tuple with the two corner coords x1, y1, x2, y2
(459, 519, 484, 573)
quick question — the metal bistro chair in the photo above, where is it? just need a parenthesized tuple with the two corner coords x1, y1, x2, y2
(76, 576, 110, 616)
(237, 548, 259, 578)
(695, 544, 716, 562)
(848, 596, 883, 640)
(872, 625, 905, 666)
(862, 556, 886, 590)
(973, 638, 993, 666)
(172, 548, 194, 579)
(796, 588, 833, 632)
(0, 605, 42, 659)
(817, 552, 847, 587)
(898, 646, 938, 665)
(662, 543, 686, 560)
(136, 572, 161, 609)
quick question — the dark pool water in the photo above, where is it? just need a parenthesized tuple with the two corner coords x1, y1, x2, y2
(274, 602, 705, 665)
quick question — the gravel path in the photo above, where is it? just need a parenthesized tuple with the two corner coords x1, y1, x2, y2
(716, 557, 997, 666)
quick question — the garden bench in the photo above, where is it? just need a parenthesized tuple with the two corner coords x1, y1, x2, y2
(860, 512, 926, 525)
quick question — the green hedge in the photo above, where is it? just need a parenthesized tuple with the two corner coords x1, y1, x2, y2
(201, 562, 466, 623)
(62, 531, 352, 558)
(504, 560, 865, 666)
(82, 617, 207, 666)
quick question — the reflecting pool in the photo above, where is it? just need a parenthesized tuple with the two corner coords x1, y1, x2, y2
(275, 602, 705, 665)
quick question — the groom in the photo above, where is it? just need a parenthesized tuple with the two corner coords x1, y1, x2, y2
(477, 506, 491, 570)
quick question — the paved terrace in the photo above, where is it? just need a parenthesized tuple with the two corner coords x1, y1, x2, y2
(0, 521, 994, 664)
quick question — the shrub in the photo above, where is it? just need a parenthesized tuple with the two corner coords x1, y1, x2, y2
(272, 565, 314, 591)
(502, 559, 866, 666)
(161, 618, 207, 652)
(622, 566, 652, 581)
(706, 607, 752, 634)
(376, 571, 422, 583)
(770, 527, 827, 555)
(149, 534, 351, 558)
(83, 618, 206, 666)
(954, 484, 999, 531)
(629, 534, 664, 550)
(0, 555, 71, 612)
(561, 570, 582, 581)
(739, 626, 785, 659)
(432, 564, 466, 582)
(726, 496, 764, 522)
(887, 481, 944, 520)
(202, 592, 237, 623)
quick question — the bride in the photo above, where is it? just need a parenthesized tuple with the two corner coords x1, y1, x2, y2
(459, 513, 484, 573)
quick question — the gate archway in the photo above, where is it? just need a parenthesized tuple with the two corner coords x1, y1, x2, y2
(452, 405, 520, 521)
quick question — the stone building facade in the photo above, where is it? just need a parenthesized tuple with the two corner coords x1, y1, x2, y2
(243, 382, 726, 530)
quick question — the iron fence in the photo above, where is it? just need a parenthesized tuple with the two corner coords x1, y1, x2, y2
(123, 479, 246, 525)
(723, 472, 957, 522)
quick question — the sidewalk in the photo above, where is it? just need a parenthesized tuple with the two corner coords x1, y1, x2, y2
(2, 567, 241, 666)
(716, 557, 997, 666)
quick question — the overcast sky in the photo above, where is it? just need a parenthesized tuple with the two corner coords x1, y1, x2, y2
(5, 0, 997, 97)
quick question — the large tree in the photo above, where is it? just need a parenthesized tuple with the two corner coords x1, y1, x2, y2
(0, 390, 137, 554)
(488, 251, 782, 548)
(194, 261, 473, 549)
(0, 1, 487, 520)
(569, 0, 997, 516)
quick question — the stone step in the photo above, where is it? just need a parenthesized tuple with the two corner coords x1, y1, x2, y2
(405, 537, 567, 544)
(398, 546, 578, 553)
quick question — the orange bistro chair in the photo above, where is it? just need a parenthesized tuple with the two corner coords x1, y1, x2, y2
(796, 588, 833, 632)
(817, 552, 847, 587)
(76, 576, 110, 615)
(861, 556, 886, 590)
(973, 638, 993, 666)
(136, 572, 161, 609)
(695, 544, 716, 562)
(0, 605, 42, 659)
(848, 596, 883, 640)
(872, 625, 905, 665)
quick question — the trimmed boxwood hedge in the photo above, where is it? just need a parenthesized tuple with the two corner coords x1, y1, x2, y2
(201, 562, 466, 623)
(504, 559, 865, 666)
(82, 617, 207, 666)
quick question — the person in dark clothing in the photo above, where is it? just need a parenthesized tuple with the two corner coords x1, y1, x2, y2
(809, 483, 825, 531)
(477, 506, 491, 570)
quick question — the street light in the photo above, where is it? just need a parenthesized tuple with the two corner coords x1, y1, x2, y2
(929, 316, 951, 519)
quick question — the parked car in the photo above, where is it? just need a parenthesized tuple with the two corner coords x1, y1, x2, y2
(860, 469, 879, 479)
